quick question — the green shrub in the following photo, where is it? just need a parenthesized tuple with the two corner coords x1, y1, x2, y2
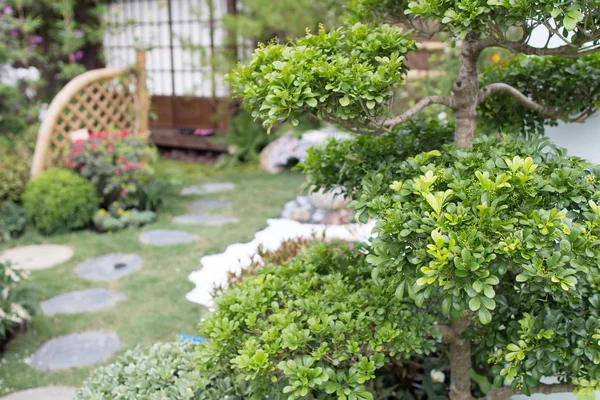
(224, 110, 274, 163)
(93, 207, 156, 232)
(23, 168, 99, 235)
(64, 130, 157, 209)
(0, 261, 33, 345)
(76, 341, 201, 400)
(0, 147, 30, 203)
(197, 242, 438, 399)
(0, 202, 27, 242)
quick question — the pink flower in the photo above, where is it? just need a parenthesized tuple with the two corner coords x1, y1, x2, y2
(132, 163, 138, 169)
(119, 156, 126, 163)
(115, 169, 121, 176)
(9, 29, 18, 37)
(29, 35, 43, 45)
(121, 189, 127, 196)
(124, 163, 131, 171)
(69, 161, 75, 168)
(79, 165, 84, 172)
(107, 145, 114, 152)
(90, 143, 98, 150)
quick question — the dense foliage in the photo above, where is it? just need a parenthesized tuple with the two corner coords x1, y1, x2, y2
(64, 130, 157, 209)
(0, 146, 29, 203)
(0, 261, 32, 345)
(479, 54, 600, 135)
(302, 118, 453, 198)
(198, 241, 438, 399)
(228, 23, 415, 133)
(223, 110, 275, 164)
(348, 135, 600, 394)
(22, 168, 99, 234)
(76, 341, 201, 400)
(0, 201, 26, 242)
(93, 206, 156, 232)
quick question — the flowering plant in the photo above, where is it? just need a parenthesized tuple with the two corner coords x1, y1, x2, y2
(0, 260, 32, 342)
(63, 130, 158, 209)
(93, 203, 156, 232)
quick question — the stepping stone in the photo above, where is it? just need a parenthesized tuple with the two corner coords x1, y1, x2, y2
(173, 214, 239, 226)
(76, 254, 141, 281)
(0, 386, 77, 400)
(0, 245, 73, 270)
(41, 289, 126, 316)
(139, 229, 195, 246)
(180, 182, 235, 196)
(30, 331, 120, 371)
(189, 199, 234, 212)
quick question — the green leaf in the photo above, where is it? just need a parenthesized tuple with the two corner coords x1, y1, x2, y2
(366, 101, 376, 110)
(478, 307, 492, 325)
(339, 97, 350, 106)
(469, 296, 481, 311)
(306, 98, 318, 107)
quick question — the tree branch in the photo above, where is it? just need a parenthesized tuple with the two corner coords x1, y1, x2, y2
(383, 95, 455, 128)
(478, 83, 562, 119)
(481, 383, 576, 400)
(495, 40, 600, 58)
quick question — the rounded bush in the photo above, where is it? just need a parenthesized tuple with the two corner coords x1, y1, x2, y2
(23, 168, 99, 235)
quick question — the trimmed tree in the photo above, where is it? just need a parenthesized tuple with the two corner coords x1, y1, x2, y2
(228, 2, 600, 400)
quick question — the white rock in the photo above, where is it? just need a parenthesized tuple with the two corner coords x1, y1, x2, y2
(308, 186, 350, 210)
(185, 218, 375, 309)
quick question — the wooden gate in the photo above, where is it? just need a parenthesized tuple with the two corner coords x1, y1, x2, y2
(103, 0, 237, 150)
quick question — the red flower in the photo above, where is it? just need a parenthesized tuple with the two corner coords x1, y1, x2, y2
(91, 143, 98, 150)
(115, 169, 121, 176)
(121, 189, 127, 196)
(79, 165, 84, 172)
(132, 163, 138, 169)
(124, 163, 131, 171)
(68, 161, 75, 168)
(107, 145, 114, 152)
(119, 156, 126, 163)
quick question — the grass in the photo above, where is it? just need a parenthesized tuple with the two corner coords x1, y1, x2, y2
(0, 159, 305, 395)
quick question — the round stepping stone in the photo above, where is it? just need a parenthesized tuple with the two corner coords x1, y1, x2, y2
(0, 245, 73, 271)
(189, 199, 234, 212)
(180, 182, 235, 196)
(139, 229, 195, 246)
(173, 214, 239, 226)
(30, 331, 120, 371)
(76, 253, 141, 281)
(0, 386, 78, 400)
(41, 289, 126, 316)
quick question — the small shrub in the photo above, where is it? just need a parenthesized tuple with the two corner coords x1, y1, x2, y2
(0, 261, 33, 346)
(198, 242, 439, 399)
(23, 168, 99, 235)
(64, 130, 157, 209)
(0, 202, 27, 242)
(0, 147, 30, 203)
(225, 110, 274, 163)
(93, 206, 156, 232)
(76, 341, 201, 400)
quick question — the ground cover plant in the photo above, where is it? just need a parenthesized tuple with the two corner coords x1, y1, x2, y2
(227, 1, 600, 399)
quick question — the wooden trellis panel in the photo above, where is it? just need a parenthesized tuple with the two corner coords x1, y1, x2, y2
(31, 51, 148, 177)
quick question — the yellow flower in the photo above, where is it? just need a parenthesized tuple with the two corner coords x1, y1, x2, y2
(117, 208, 124, 215)
(99, 209, 107, 215)
(491, 53, 501, 63)
(124, 211, 130, 216)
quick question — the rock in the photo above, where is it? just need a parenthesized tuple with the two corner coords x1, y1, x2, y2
(75, 253, 142, 281)
(173, 214, 239, 226)
(0, 386, 77, 400)
(281, 200, 298, 219)
(139, 229, 195, 246)
(300, 126, 353, 146)
(289, 208, 312, 223)
(29, 331, 120, 371)
(296, 196, 311, 208)
(189, 199, 234, 212)
(40, 289, 126, 316)
(259, 141, 284, 174)
(322, 209, 352, 225)
(308, 186, 350, 211)
(311, 209, 327, 223)
(180, 182, 235, 196)
(258, 134, 312, 174)
(0, 245, 73, 270)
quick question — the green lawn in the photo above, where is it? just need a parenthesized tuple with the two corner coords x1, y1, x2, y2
(0, 159, 304, 395)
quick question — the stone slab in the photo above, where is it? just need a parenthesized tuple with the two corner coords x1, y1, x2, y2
(173, 214, 239, 226)
(188, 199, 234, 212)
(75, 254, 141, 281)
(0, 245, 73, 271)
(138, 230, 195, 246)
(180, 182, 235, 196)
(29, 331, 120, 371)
(0, 386, 77, 400)
(40, 289, 126, 316)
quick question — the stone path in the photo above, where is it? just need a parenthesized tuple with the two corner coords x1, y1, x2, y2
(189, 199, 233, 212)
(173, 214, 239, 226)
(139, 229, 195, 246)
(29, 331, 120, 372)
(0, 386, 77, 400)
(185, 218, 375, 309)
(180, 182, 235, 196)
(76, 254, 142, 281)
(41, 289, 126, 316)
(0, 245, 73, 270)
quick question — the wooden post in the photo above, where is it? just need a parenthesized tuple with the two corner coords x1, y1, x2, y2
(136, 48, 149, 135)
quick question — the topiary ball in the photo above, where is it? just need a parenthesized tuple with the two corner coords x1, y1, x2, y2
(23, 168, 99, 235)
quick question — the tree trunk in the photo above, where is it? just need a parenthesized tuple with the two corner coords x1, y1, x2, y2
(449, 316, 475, 400)
(452, 40, 481, 148)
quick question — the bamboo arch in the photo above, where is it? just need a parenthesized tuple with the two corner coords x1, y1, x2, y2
(31, 49, 148, 177)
